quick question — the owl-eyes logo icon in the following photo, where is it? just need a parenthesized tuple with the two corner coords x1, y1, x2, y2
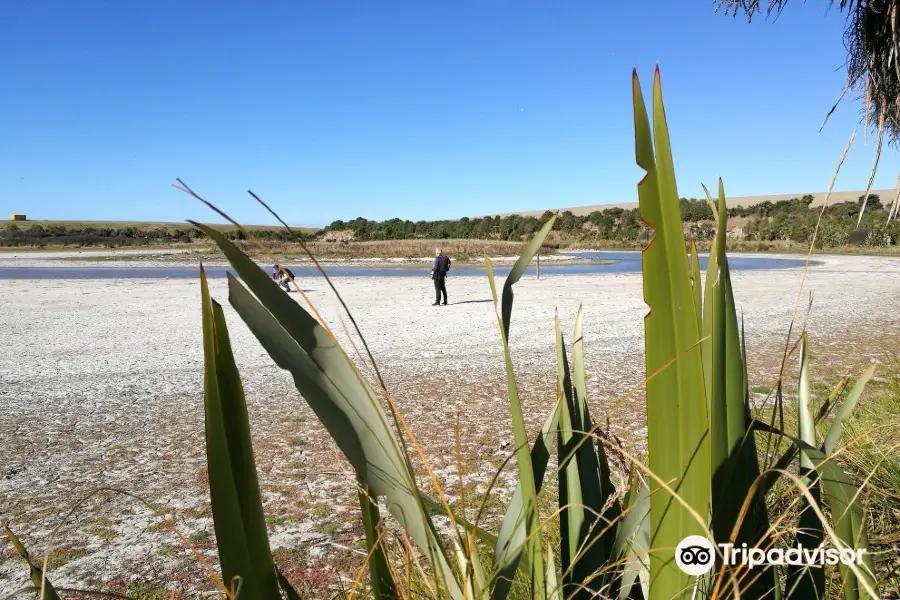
(675, 535, 716, 576)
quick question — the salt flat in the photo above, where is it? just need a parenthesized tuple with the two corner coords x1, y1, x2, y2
(1, 252, 898, 595)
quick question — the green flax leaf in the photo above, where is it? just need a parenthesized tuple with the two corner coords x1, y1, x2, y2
(485, 215, 556, 600)
(786, 331, 825, 598)
(492, 400, 560, 600)
(704, 182, 774, 595)
(556, 309, 620, 598)
(689, 237, 702, 325)
(822, 365, 876, 455)
(4, 524, 63, 600)
(194, 224, 460, 599)
(200, 265, 280, 600)
(634, 67, 710, 600)
(358, 476, 399, 600)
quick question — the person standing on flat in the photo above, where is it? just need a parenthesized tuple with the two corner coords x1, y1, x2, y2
(431, 248, 451, 306)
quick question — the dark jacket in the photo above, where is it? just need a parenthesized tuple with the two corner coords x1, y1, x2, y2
(432, 255, 451, 275)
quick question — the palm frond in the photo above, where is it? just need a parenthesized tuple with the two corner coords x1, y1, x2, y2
(717, 0, 900, 145)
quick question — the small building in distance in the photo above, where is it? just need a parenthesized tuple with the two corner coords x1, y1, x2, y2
(9, 214, 26, 221)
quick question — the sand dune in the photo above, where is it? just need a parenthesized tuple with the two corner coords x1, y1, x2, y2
(481, 188, 897, 218)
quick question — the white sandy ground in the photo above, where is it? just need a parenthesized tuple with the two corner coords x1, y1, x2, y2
(1, 253, 899, 595)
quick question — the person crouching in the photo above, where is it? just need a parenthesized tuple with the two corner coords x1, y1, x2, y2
(272, 263, 295, 292)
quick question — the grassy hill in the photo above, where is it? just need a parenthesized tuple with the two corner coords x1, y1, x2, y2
(0, 219, 318, 233)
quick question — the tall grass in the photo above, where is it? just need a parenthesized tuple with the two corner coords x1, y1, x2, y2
(6, 68, 893, 599)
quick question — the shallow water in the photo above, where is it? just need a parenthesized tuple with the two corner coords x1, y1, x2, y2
(0, 251, 808, 280)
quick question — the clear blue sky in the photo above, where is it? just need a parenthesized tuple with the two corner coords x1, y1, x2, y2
(1, 1, 894, 227)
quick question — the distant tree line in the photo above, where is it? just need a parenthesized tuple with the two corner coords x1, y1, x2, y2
(318, 199, 733, 244)
(741, 194, 900, 247)
(321, 195, 900, 248)
(322, 207, 650, 243)
(0, 223, 308, 248)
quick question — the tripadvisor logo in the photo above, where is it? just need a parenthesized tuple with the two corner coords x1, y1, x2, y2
(676, 536, 716, 576)
(675, 535, 867, 576)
